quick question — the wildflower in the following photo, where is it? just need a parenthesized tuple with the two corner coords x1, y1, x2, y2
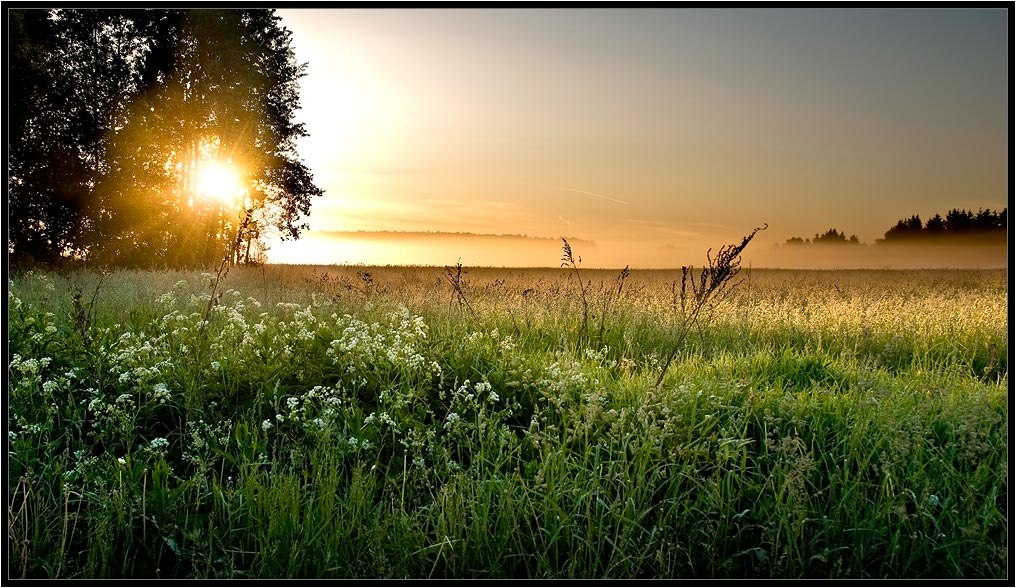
(152, 383, 171, 404)
(262, 419, 273, 431)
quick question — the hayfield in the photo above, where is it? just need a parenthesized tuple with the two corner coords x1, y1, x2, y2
(6, 264, 1008, 579)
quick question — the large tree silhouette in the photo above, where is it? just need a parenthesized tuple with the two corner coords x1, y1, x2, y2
(8, 9, 322, 267)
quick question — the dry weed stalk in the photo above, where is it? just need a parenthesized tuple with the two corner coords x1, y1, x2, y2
(655, 223, 767, 388)
(596, 265, 630, 348)
(561, 238, 591, 343)
(199, 207, 256, 337)
(71, 269, 109, 347)
(444, 259, 476, 316)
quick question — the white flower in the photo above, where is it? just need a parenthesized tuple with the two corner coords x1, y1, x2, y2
(443, 412, 460, 430)
(262, 419, 273, 431)
(117, 457, 126, 466)
(210, 361, 221, 370)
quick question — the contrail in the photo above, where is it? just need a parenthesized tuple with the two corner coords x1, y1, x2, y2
(563, 188, 629, 205)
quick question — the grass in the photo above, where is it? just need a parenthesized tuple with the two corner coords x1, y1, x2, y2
(5, 264, 1008, 579)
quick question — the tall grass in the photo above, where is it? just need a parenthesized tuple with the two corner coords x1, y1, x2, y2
(6, 265, 1007, 578)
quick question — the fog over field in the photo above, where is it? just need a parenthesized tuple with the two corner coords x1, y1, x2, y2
(270, 230, 1007, 269)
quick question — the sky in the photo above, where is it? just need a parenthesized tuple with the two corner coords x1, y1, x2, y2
(268, 8, 1008, 268)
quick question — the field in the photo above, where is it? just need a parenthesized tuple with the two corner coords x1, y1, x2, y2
(6, 264, 1008, 579)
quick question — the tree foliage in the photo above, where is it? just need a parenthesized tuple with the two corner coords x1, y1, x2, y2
(8, 8, 322, 267)
(781, 208, 1007, 248)
(879, 208, 1007, 243)
(783, 228, 860, 246)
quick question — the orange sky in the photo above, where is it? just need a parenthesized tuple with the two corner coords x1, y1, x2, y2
(268, 8, 1008, 268)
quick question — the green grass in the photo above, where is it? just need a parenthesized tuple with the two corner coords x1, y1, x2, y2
(6, 265, 1008, 578)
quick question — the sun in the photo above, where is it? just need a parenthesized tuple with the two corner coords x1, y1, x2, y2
(194, 159, 246, 206)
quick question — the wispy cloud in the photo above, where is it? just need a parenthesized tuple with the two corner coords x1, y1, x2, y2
(623, 218, 703, 239)
(563, 188, 629, 205)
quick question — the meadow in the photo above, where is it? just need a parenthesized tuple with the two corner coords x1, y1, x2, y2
(6, 262, 1008, 579)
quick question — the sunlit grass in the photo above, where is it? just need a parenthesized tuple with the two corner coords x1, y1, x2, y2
(6, 266, 1007, 578)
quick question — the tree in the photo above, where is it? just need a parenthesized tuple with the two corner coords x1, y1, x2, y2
(813, 228, 849, 244)
(944, 209, 974, 233)
(9, 10, 185, 264)
(93, 9, 323, 267)
(876, 208, 1006, 245)
(882, 215, 923, 241)
(783, 228, 860, 246)
(925, 213, 946, 233)
(8, 9, 92, 263)
(8, 8, 322, 267)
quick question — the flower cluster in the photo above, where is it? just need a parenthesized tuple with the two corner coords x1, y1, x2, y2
(326, 306, 435, 384)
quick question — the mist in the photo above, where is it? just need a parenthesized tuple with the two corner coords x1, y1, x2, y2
(269, 231, 1007, 269)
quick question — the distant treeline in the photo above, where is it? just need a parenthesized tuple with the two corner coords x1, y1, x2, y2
(783, 228, 861, 246)
(782, 208, 1007, 247)
(877, 208, 1007, 243)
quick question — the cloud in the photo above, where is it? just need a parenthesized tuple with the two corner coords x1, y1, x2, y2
(562, 188, 630, 205)
(622, 218, 704, 239)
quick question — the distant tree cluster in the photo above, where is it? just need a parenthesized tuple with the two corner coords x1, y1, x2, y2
(781, 208, 1007, 249)
(878, 208, 1007, 243)
(783, 228, 861, 246)
(8, 9, 323, 268)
